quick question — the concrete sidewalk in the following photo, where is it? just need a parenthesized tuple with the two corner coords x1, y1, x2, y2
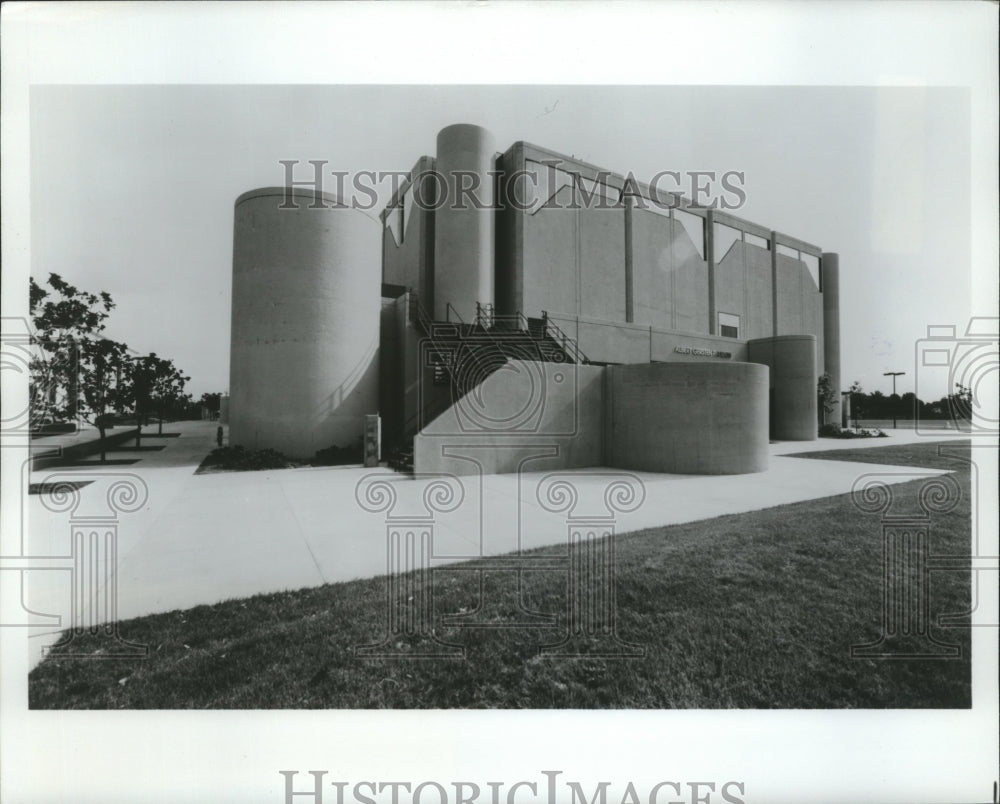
(22, 426, 965, 666)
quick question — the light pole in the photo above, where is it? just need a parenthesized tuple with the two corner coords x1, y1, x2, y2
(883, 371, 905, 429)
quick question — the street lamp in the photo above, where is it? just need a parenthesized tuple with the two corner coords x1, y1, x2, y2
(883, 371, 905, 429)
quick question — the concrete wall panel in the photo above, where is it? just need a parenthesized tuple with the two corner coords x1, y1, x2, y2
(631, 208, 675, 330)
(775, 254, 804, 334)
(577, 320, 651, 365)
(672, 223, 710, 334)
(522, 187, 578, 320)
(579, 205, 627, 322)
(744, 244, 773, 341)
(714, 240, 746, 336)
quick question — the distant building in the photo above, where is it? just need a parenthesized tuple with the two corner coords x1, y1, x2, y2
(229, 124, 841, 475)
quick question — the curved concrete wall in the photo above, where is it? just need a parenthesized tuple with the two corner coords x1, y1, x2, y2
(748, 335, 817, 441)
(433, 124, 496, 322)
(821, 253, 841, 426)
(606, 362, 769, 474)
(229, 187, 380, 458)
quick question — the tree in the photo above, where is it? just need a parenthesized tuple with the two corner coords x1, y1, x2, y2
(29, 273, 115, 428)
(949, 383, 973, 428)
(848, 381, 865, 428)
(145, 354, 190, 434)
(121, 355, 157, 447)
(198, 392, 222, 419)
(76, 338, 131, 461)
(817, 373, 837, 422)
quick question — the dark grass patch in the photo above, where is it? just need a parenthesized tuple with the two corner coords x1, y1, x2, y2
(195, 446, 299, 474)
(107, 444, 166, 452)
(30, 423, 79, 437)
(45, 459, 140, 468)
(28, 480, 95, 496)
(789, 439, 971, 470)
(30, 442, 972, 710)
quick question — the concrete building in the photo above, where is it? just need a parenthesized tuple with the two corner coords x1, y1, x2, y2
(230, 123, 842, 475)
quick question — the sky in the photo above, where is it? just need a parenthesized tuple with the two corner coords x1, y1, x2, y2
(29, 84, 971, 400)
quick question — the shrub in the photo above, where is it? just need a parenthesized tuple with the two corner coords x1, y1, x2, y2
(819, 424, 889, 440)
(385, 443, 413, 473)
(312, 440, 363, 466)
(198, 445, 293, 472)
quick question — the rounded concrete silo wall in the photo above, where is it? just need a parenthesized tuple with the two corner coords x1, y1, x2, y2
(748, 334, 817, 441)
(433, 124, 496, 322)
(606, 362, 770, 474)
(229, 188, 380, 459)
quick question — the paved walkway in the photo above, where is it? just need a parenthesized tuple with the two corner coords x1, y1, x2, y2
(22, 423, 966, 667)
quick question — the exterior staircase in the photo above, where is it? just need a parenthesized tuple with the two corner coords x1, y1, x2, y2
(389, 294, 589, 471)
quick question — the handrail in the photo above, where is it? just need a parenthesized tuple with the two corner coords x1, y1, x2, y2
(475, 302, 494, 329)
(407, 291, 589, 367)
(540, 311, 590, 364)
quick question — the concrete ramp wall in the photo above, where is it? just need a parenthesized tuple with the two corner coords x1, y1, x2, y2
(414, 360, 605, 477)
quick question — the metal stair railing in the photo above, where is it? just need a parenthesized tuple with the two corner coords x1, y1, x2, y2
(540, 311, 590, 365)
(408, 292, 589, 367)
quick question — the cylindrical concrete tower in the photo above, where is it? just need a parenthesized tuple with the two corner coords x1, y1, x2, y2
(748, 334, 817, 441)
(821, 252, 842, 427)
(433, 123, 496, 322)
(229, 187, 380, 459)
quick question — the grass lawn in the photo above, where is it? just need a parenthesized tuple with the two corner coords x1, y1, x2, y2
(29, 441, 972, 709)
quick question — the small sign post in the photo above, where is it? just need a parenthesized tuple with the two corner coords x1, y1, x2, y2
(363, 414, 381, 467)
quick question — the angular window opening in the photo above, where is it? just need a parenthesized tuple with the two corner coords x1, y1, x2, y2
(744, 232, 770, 250)
(801, 252, 820, 288)
(400, 184, 412, 240)
(385, 203, 402, 246)
(776, 243, 800, 260)
(526, 160, 575, 213)
(674, 207, 705, 259)
(577, 174, 621, 208)
(713, 222, 742, 262)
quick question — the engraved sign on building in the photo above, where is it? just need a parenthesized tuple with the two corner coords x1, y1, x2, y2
(674, 346, 733, 359)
